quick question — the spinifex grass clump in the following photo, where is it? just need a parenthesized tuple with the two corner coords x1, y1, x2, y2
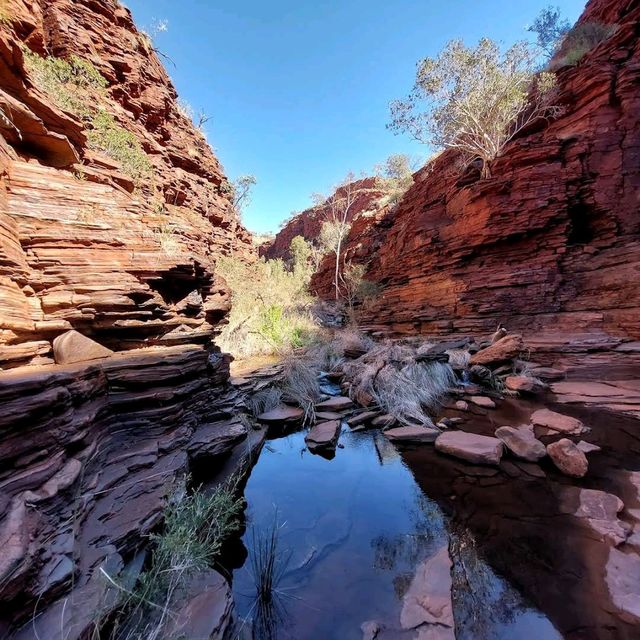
(101, 477, 244, 640)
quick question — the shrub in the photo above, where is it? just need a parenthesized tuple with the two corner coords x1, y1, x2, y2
(216, 256, 319, 358)
(388, 38, 562, 177)
(554, 22, 617, 67)
(374, 153, 417, 205)
(23, 50, 107, 116)
(87, 110, 152, 181)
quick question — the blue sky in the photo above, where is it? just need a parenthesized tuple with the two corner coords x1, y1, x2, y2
(125, 0, 586, 233)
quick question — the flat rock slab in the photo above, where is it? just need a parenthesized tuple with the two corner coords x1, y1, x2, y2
(558, 486, 628, 545)
(547, 438, 588, 477)
(531, 408, 588, 435)
(401, 545, 455, 637)
(505, 375, 547, 393)
(577, 440, 602, 454)
(257, 405, 305, 424)
(52, 330, 113, 365)
(384, 426, 440, 443)
(469, 334, 523, 366)
(435, 431, 503, 465)
(316, 396, 353, 410)
(372, 414, 396, 428)
(347, 410, 379, 427)
(305, 420, 341, 450)
(316, 411, 344, 421)
(495, 425, 546, 461)
(606, 547, 640, 622)
(468, 395, 496, 409)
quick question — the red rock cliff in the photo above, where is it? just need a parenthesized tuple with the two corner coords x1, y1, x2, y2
(0, 0, 254, 368)
(261, 176, 385, 261)
(313, 0, 640, 372)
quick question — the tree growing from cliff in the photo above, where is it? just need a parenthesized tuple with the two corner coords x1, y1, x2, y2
(374, 153, 419, 205)
(314, 173, 362, 300)
(228, 174, 257, 217)
(527, 6, 571, 59)
(388, 38, 562, 178)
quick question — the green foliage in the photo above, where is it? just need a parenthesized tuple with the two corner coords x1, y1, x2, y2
(23, 50, 107, 116)
(528, 6, 571, 58)
(554, 21, 616, 67)
(23, 50, 153, 182)
(217, 256, 318, 358)
(389, 38, 562, 177)
(375, 153, 417, 205)
(289, 235, 312, 276)
(87, 111, 152, 181)
(342, 262, 381, 318)
(225, 174, 257, 217)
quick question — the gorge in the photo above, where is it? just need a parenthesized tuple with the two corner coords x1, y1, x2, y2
(0, 0, 639, 638)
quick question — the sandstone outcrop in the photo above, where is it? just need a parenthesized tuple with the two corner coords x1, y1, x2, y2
(310, 0, 640, 375)
(0, 0, 254, 369)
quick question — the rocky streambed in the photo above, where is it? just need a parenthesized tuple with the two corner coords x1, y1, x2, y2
(222, 352, 640, 639)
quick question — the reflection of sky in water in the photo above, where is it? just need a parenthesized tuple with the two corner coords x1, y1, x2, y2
(232, 429, 560, 639)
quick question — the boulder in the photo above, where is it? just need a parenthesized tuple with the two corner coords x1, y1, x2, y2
(469, 334, 523, 367)
(384, 426, 440, 443)
(305, 420, 341, 451)
(505, 375, 547, 394)
(468, 395, 496, 409)
(52, 330, 113, 365)
(605, 548, 640, 623)
(435, 431, 503, 465)
(547, 438, 588, 477)
(315, 396, 353, 411)
(455, 400, 469, 411)
(257, 405, 305, 424)
(531, 408, 588, 436)
(495, 425, 546, 461)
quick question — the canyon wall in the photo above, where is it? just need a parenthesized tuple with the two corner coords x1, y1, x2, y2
(261, 176, 385, 261)
(312, 0, 640, 372)
(0, 1, 256, 636)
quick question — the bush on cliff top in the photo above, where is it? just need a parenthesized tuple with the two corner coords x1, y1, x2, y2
(388, 38, 562, 178)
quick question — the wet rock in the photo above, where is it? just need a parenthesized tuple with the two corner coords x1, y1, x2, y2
(531, 408, 588, 436)
(400, 545, 455, 638)
(187, 422, 247, 463)
(605, 547, 640, 623)
(435, 431, 503, 465)
(513, 461, 546, 478)
(315, 396, 353, 411)
(547, 438, 588, 477)
(505, 375, 547, 394)
(305, 420, 341, 451)
(577, 440, 602, 454)
(468, 395, 496, 409)
(257, 405, 305, 424)
(495, 425, 546, 462)
(558, 487, 629, 546)
(437, 417, 463, 429)
(384, 426, 440, 443)
(469, 334, 523, 366)
(52, 330, 113, 365)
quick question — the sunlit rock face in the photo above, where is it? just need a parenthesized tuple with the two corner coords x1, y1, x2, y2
(311, 0, 640, 373)
(0, 0, 255, 368)
(0, 1, 256, 636)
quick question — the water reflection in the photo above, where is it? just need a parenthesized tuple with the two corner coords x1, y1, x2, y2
(230, 429, 562, 639)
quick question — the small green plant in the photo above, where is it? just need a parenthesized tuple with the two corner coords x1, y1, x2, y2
(23, 50, 107, 116)
(100, 477, 244, 639)
(87, 111, 151, 181)
(554, 21, 617, 67)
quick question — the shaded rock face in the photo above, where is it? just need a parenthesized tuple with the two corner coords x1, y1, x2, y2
(0, 0, 254, 368)
(311, 0, 640, 369)
(0, 346, 251, 638)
